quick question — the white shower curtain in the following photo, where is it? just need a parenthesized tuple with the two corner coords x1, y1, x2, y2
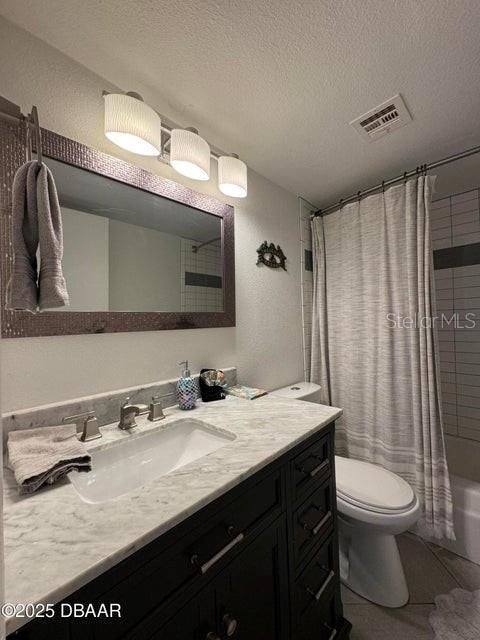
(311, 176, 455, 540)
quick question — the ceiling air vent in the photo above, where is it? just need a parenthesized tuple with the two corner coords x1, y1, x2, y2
(350, 94, 412, 142)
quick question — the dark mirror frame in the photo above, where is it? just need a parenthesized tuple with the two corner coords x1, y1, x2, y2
(0, 120, 235, 338)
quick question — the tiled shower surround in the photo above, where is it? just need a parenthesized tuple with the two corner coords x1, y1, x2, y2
(299, 189, 480, 443)
(431, 189, 480, 250)
(432, 188, 480, 442)
(180, 238, 223, 312)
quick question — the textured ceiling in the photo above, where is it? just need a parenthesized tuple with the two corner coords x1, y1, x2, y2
(1, 0, 480, 206)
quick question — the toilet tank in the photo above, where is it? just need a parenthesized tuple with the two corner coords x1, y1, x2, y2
(270, 381, 322, 403)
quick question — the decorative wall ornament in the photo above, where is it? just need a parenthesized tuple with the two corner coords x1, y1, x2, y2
(256, 241, 287, 271)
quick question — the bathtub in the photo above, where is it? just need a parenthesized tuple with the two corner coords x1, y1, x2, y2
(432, 435, 480, 565)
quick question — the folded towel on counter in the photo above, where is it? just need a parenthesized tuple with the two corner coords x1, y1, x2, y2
(7, 424, 91, 495)
(226, 384, 268, 400)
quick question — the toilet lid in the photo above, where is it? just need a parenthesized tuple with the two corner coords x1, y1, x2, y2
(335, 456, 415, 512)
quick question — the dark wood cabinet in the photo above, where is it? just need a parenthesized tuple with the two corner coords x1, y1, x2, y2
(9, 422, 351, 640)
(213, 520, 288, 640)
(145, 589, 215, 640)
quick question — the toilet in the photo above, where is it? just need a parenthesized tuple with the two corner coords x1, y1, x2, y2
(271, 381, 420, 608)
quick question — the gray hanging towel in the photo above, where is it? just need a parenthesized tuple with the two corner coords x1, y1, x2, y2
(37, 164, 69, 310)
(6, 160, 40, 312)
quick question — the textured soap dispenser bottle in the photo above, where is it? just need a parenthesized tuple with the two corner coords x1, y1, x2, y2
(176, 361, 198, 410)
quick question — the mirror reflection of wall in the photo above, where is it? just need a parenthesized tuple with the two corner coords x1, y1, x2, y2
(47, 157, 224, 313)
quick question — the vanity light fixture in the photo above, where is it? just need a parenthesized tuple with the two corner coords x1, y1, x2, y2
(102, 90, 247, 197)
(218, 153, 248, 198)
(169, 127, 211, 181)
(103, 92, 162, 157)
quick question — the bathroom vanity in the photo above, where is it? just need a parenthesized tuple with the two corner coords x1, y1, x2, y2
(5, 396, 350, 639)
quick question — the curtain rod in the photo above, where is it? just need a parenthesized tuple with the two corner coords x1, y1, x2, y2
(313, 143, 480, 217)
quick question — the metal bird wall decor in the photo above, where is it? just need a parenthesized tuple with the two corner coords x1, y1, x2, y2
(256, 241, 287, 271)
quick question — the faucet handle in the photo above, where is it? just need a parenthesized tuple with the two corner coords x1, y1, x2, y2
(81, 415, 101, 442)
(148, 396, 165, 422)
(63, 411, 101, 442)
(122, 396, 131, 407)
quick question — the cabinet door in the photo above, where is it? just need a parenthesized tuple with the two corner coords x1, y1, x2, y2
(147, 589, 216, 640)
(8, 620, 71, 640)
(214, 519, 288, 640)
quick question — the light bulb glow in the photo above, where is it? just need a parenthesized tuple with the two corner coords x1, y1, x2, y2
(218, 155, 247, 198)
(170, 129, 210, 181)
(104, 93, 161, 156)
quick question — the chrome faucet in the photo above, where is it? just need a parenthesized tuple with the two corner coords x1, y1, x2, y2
(118, 391, 176, 429)
(118, 397, 149, 430)
(63, 411, 102, 442)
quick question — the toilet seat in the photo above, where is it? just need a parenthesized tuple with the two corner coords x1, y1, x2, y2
(335, 456, 416, 514)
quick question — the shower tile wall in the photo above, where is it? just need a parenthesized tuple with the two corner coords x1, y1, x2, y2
(432, 188, 480, 442)
(431, 189, 480, 250)
(180, 238, 223, 312)
(299, 198, 314, 380)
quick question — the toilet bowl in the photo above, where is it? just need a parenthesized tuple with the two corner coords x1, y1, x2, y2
(335, 455, 420, 607)
(271, 381, 420, 608)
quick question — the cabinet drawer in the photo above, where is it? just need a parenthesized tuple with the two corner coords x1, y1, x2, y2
(75, 469, 283, 639)
(295, 535, 339, 640)
(291, 433, 331, 504)
(293, 476, 334, 566)
(296, 588, 339, 640)
(294, 533, 337, 617)
(185, 467, 283, 574)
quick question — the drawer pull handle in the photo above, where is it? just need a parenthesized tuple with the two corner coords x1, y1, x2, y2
(223, 613, 238, 636)
(324, 623, 337, 640)
(313, 510, 331, 535)
(309, 458, 329, 478)
(301, 510, 332, 536)
(298, 458, 329, 478)
(192, 532, 245, 575)
(306, 570, 335, 601)
(206, 633, 221, 640)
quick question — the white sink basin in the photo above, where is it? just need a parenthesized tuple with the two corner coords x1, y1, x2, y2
(69, 418, 236, 504)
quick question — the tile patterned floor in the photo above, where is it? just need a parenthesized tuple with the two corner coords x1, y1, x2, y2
(343, 532, 480, 639)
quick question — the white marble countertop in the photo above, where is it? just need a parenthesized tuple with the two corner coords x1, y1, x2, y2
(4, 395, 341, 635)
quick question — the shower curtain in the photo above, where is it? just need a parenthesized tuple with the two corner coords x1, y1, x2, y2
(311, 176, 455, 539)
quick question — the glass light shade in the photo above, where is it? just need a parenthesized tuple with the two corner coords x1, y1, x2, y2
(104, 93, 161, 156)
(218, 155, 248, 198)
(170, 129, 210, 180)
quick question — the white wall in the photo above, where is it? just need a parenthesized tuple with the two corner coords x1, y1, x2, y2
(0, 18, 304, 411)
(108, 220, 182, 312)
(61, 208, 110, 311)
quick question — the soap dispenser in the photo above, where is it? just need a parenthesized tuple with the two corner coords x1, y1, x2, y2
(176, 361, 198, 410)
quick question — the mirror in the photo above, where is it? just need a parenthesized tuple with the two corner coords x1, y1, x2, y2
(48, 157, 224, 313)
(0, 123, 235, 338)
